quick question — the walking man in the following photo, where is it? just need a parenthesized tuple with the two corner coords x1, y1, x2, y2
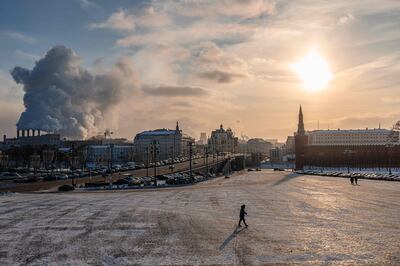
(238, 204, 248, 227)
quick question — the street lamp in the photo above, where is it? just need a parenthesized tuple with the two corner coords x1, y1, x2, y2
(204, 145, 209, 178)
(169, 145, 174, 174)
(150, 140, 159, 186)
(145, 146, 149, 177)
(343, 149, 353, 174)
(385, 143, 394, 174)
(188, 141, 194, 183)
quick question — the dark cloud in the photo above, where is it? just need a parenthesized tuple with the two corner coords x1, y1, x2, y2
(142, 85, 207, 97)
(11, 45, 137, 139)
(198, 70, 246, 83)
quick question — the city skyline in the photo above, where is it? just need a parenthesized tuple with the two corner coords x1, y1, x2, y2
(1, 0, 400, 141)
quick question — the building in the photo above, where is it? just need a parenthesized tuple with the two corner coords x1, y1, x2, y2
(208, 124, 238, 154)
(1, 127, 61, 150)
(269, 147, 283, 164)
(308, 129, 398, 145)
(15, 133, 61, 147)
(198, 132, 208, 145)
(265, 139, 278, 147)
(294, 105, 400, 170)
(294, 105, 309, 169)
(86, 145, 135, 168)
(283, 136, 295, 154)
(133, 122, 194, 163)
(247, 138, 273, 154)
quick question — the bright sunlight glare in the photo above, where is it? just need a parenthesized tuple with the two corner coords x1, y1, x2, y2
(292, 50, 333, 91)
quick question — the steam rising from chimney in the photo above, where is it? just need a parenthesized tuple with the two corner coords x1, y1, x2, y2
(11, 45, 136, 139)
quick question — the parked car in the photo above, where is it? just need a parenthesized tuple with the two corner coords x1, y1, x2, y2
(58, 184, 75, 192)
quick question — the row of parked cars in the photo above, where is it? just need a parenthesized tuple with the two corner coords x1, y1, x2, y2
(298, 170, 400, 181)
(2, 154, 213, 184)
(163, 172, 214, 185)
(0, 168, 92, 183)
(85, 171, 216, 189)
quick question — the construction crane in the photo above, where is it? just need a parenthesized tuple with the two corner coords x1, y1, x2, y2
(96, 129, 114, 139)
(104, 129, 114, 139)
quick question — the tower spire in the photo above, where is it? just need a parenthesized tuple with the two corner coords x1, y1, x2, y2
(176, 121, 180, 132)
(297, 105, 305, 135)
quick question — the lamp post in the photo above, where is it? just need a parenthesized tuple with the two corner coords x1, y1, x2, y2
(343, 149, 353, 174)
(150, 140, 159, 186)
(204, 145, 209, 178)
(386, 143, 394, 174)
(169, 144, 175, 174)
(188, 142, 194, 183)
(145, 147, 149, 177)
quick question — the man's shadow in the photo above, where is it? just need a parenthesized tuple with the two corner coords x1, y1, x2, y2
(218, 226, 247, 251)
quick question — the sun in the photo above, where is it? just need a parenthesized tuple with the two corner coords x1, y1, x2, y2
(292, 50, 333, 91)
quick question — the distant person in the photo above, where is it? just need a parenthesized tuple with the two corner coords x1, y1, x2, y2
(238, 204, 248, 227)
(350, 176, 354, 185)
(354, 176, 358, 185)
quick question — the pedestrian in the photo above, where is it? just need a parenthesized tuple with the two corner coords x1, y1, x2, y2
(354, 176, 358, 185)
(238, 204, 248, 227)
(350, 176, 354, 185)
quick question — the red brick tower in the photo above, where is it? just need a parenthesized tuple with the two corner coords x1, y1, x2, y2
(295, 105, 308, 170)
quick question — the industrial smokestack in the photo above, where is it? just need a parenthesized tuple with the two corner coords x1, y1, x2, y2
(11, 45, 137, 139)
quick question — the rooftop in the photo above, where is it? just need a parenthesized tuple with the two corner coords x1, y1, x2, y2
(309, 128, 392, 134)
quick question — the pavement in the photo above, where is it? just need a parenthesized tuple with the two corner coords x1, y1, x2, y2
(0, 170, 399, 265)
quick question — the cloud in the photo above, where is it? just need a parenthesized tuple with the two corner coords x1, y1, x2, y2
(90, 9, 135, 30)
(337, 12, 355, 25)
(11, 45, 138, 139)
(192, 42, 249, 83)
(78, 0, 97, 9)
(162, 0, 275, 19)
(331, 112, 400, 129)
(2, 30, 35, 44)
(142, 85, 208, 97)
(198, 70, 246, 83)
(85, 0, 400, 140)
(90, 7, 171, 31)
(15, 50, 40, 61)
(0, 70, 23, 101)
(334, 52, 400, 90)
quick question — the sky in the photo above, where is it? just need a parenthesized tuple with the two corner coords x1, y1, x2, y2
(0, 0, 400, 141)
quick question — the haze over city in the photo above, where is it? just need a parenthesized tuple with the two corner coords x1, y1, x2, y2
(1, 0, 400, 141)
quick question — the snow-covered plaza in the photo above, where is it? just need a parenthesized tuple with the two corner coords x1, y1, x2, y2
(1, 170, 399, 265)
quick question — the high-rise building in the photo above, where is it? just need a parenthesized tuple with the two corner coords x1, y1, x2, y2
(198, 132, 208, 145)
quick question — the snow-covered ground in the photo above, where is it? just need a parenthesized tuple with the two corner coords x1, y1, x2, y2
(0, 170, 399, 265)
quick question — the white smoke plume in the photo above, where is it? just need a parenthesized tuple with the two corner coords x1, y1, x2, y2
(11, 45, 136, 139)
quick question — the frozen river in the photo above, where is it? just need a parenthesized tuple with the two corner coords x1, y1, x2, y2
(1, 170, 399, 265)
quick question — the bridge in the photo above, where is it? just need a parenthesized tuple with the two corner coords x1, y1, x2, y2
(0, 155, 245, 193)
